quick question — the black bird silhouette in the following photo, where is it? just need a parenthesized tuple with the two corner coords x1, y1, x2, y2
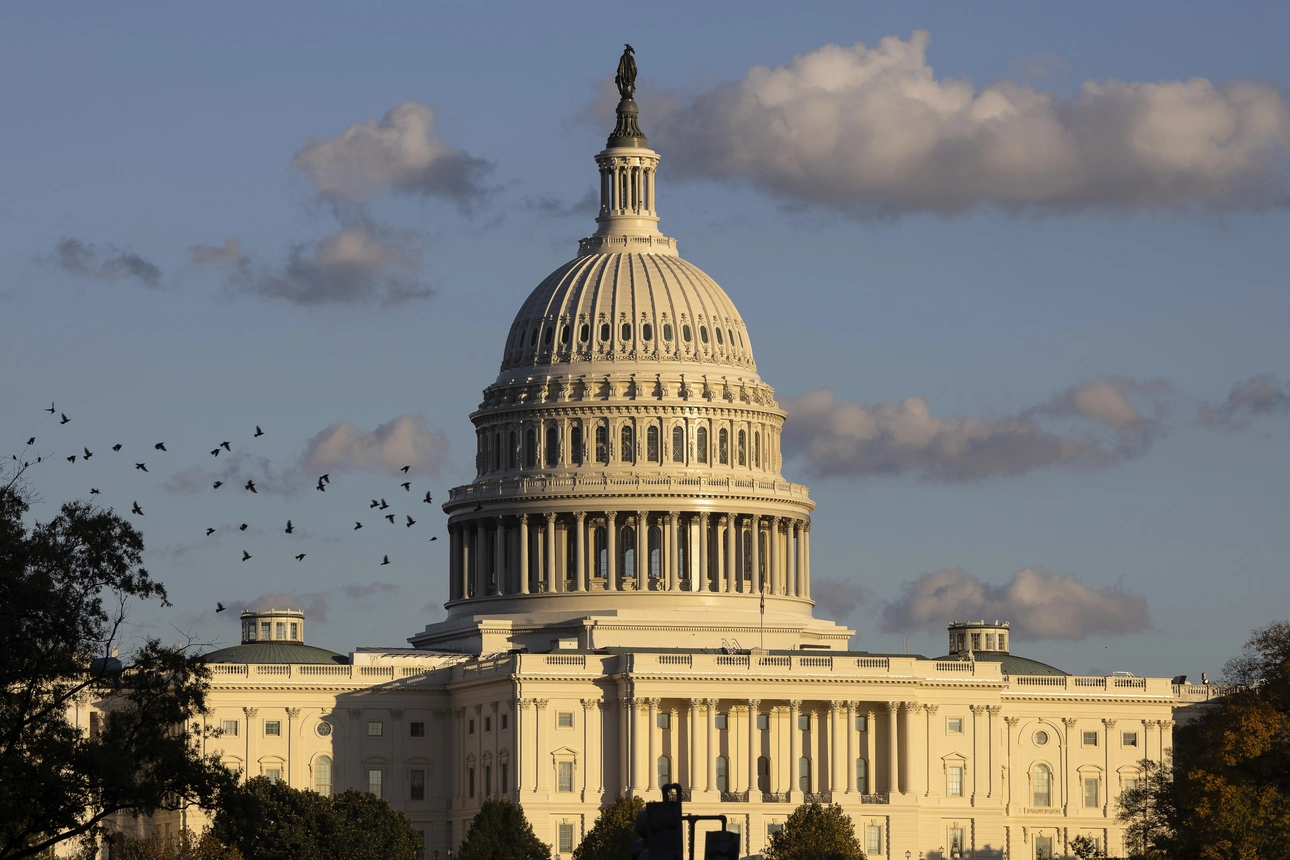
(211, 448, 220, 457)
(135, 463, 148, 472)
(429, 536, 438, 542)
(221, 441, 231, 451)
(90, 488, 100, 495)
(316, 478, 326, 492)
(284, 520, 293, 534)
(206, 528, 216, 536)
(238, 523, 248, 531)
(254, 426, 264, 437)
(354, 522, 363, 530)
(154, 442, 166, 452)
(320, 474, 330, 484)
(131, 501, 143, 515)
(385, 514, 396, 524)
(370, 499, 379, 508)
(241, 550, 251, 561)
(66, 455, 76, 463)
(295, 554, 306, 561)
(213, 481, 223, 489)
(400, 482, 411, 491)
(406, 515, 416, 528)
(381, 555, 390, 566)
(112, 444, 122, 451)
(400, 465, 410, 474)
(216, 602, 226, 612)
(244, 480, 257, 493)
(379, 498, 389, 510)
(83, 447, 92, 459)
(423, 491, 433, 503)
(27, 437, 35, 445)
(60, 413, 70, 424)
(45, 403, 55, 414)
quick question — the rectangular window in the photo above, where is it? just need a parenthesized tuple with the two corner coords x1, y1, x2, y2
(1083, 730, 1099, 747)
(290, 622, 298, 639)
(558, 823, 574, 853)
(266, 768, 280, 783)
(657, 713, 670, 730)
(557, 760, 573, 792)
(416, 831, 425, 860)
(756, 714, 769, 731)
(468, 719, 475, 735)
(985, 633, 995, 650)
(767, 823, 784, 837)
(468, 767, 475, 798)
(410, 721, 425, 737)
(275, 621, 285, 639)
(557, 712, 574, 728)
(484, 716, 492, 733)
(797, 715, 810, 731)
(501, 762, 509, 794)
(367, 769, 383, 797)
(971, 633, 981, 651)
(1123, 731, 1139, 748)
(866, 825, 882, 855)
(948, 765, 963, 797)
(715, 714, 728, 730)
(221, 719, 239, 737)
(1123, 777, 1138, 794)
(501, 714, 508, 730)
(949, 826, 965, 858)
(261, 621, 271, 638)
(410, 769, 425, 801)
(367, 721, 383, 737)
(264, 720, 281, 736)
(855, 715, 868, 732)
(947, 717, 963, 733)
(1084, 777, 1100, 808)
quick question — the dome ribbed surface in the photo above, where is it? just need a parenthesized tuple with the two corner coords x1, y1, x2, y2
(200, 642, 348, 665)
(499, 252, 757, 375)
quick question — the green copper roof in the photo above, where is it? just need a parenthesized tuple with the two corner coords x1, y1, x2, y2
(935, 652, 1067, 677)
(201, 642, 348, 665)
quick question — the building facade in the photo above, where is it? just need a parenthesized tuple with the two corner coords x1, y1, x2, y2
(102, 58, 1224, 860)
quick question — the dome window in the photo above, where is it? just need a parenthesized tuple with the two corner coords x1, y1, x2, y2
(642, 323, 653, 341)
(646, 425, 659, 462)
(543, 326, 554, 346)
(560, 326, 571, 344)
(728, 329, 735, 347)
(530, 328, 539, 347)
(696, 426, 708, 463)
(718, 428, 729, 465)
(672, 426, 685, 462)
(662, 323, 673, 341)
(738, 331, 745, 348)
(600, 323, 611, 342)
(571, 423, 584, 466)
(682, 324, 692, 343)
(579, 323, 590, 343)
(700, 326, 709, 344)
(620, 424, 635, 463)
(621, 323, 632, 340)
(715, 327, 724, 345)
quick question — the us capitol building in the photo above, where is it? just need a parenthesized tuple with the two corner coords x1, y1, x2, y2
(104, 53, 1223, 860)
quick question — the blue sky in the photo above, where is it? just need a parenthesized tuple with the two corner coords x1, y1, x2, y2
(2, 1, 1288, 678)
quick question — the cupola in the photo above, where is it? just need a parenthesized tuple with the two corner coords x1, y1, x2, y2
(948, 620, 1010, 657)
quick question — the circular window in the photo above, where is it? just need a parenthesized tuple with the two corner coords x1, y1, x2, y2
(579, 323, 590, 342)
(316, 721, 333, 738)
(1034, 730, 1049, 746)
(682, 324, 692, 342)
(621, 323, 632, 340)
(700, 326, 709, 344)
(663, 323, 673, 341)
(642, 323, 653, 341)
(600, 323, 611, 341)
(715, 327, 724, 345)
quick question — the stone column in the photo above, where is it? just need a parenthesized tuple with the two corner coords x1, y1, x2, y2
(452, 707, 465, 801)
(698, 513, 710, 592)
(545, 513, 557, 593)
(606, 512, 618, 591)
(988, 706, 1002, 798)
(788, 700, 802, 800)
(581, 699, 598, 802)
(829, 702, 844, 793)
(518, 515, 529, 594)
(725, 514, 737, 593)
(1065, 717, 1080, 812)
(647, 698, 660, 791)
(802, 522, 811, 597)
(449, 526, 460, 599)
(535, 700, 549, 793)
(807, 710, 819, 794)
(284, 707, 300, 786)
(688, 699, 701, 792)
(845, 702, 856, 795)
(747, 700, 761, 795)
(636, 511, 647, 590)
(770, 517, 781, 595)
(1102, 718, 1117, 817)
(573, 512, 586, 592)
(705, 699, 718, 794)
(794, 521, 805, 597)
(886, 702, 901, 794)
(389, 709, 404, 800)
(669, 706, 679, 787)
(923, 704, 938, 797)
(632, 699, 648, 797)
(866, 710, 877, 794)
(494, 517, 505, 595)
(668, 512, 681, 592)
(901, 702, 920, 797)
(620, 699, 631, 795)
(750, 516, 761, 595)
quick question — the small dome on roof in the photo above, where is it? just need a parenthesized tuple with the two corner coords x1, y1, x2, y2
(201, 641, 348, 665)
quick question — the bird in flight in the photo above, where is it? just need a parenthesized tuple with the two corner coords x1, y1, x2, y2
(238, 523, 248, 531)
(131, 502, 144, 515)
(400, 482, 411, 491)
(254, 426, 264, 437)
(45, 403, 55, 414)
(60, 413, 70, 425)
(66, 455, 76, 464)
(319, 474, 330, 484)
(26, 437, 35, 445)
(221, 441, 231, 452)
(385, 514, 396, 524)
(316, 478, 326, 492)
(400, 465, 410, 474)
(370, 499, 379, 509)
(284, 520, 294, 534)
(379, 498, 389, 510)
(135, 463, 148, 472)
(429, 536, 438, 542)
(90, 488, 100, 495)
(206, 528, 216, 536)
(244, 480, 257, 493)
(423, 491, 433, 504)
(216, 602, 226, 613)
(154, 442, 167, 452)
(354, 522, 363, 530)
(295, 553, 306, 561)
(83, 447, 93, 459)
(112, 444, 122, 452)
(213, 481, 223, 489)
(241, 551, 251, 561)
(406, 515, 416, 528)
(381, 555, 390, 566)
(211, 448, 220, 457)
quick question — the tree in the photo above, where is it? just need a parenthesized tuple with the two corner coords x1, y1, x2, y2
(210, 777, 420, 860)
(457, 797, 551, 860)
(572, 795, 645, 860)
(0, 465, 234, 860)
(1069, 834, 1103, 859)
(763, 803, 865, 860)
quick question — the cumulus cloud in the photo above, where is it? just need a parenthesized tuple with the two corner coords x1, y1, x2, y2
(291, 102, 493, 210)
(651, 31, 1290, 215)
(881, 567, 1151, 641)
(43, 237, 162, 286)
(781, 377, 1169, 481)
(811, 578, 871, 621)
(1199, 373, 1290, 430)
(303, 414, 450, 475)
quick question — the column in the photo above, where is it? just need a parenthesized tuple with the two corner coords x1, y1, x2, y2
(829, 702, 844, 793)
(285, 707, 300, 786)
(807, 710, 819, 794)
(750, 516, 761, 596)
(633, 699, 649, 797)
(788, 700, 802, 800)
(1102, 718, 1116, 817)
(519, 515, 529, 594)
(1065, 717, 1081, 811)
(988, 707, 1001, 798)
(390, 709, 404, 801)
(699, 513, 710, 592)
(494, 517, 505, 595)
(606, 512, 618, 591)
(705, 699, 718, 794)
(581, 700, 598, 802)
(647, 698, 660, 791)
(866, 710, 878, 794)
(545, 513, 557, 593)
(474, 522, 487, 598)
(747, 700, 761, 795)
(668, 512, 681, 592)
(901, 702, 920, 797)
(688, 699, 701, 791)
(636, 511, 647, 591)
(453, 708, 466, 801)
(669, 706, 679, 788)
(449, 526, 460, 599)
(886, 703, 901, 794)
(971, 705, 985, 802)
(620, 699, 631, 795)
(793, 521, 804, 597)
(845, 702, 856, 795)
(769, 517, 781, 595)
(535, 700, 549, 793)
(574, 512, 586, 592)
(803, 522, 811, 597)
(923, 704, 938, 797)
(726, 514, 738, 593)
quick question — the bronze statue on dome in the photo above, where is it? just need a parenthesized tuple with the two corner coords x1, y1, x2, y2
(615, 44, 637, 99)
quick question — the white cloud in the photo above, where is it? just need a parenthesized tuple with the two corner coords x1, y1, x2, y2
(291, 102, 492, 210)
(1199, 373, 1290, 430)
(881, 567, 1151, 641)
(811, 578, 871, 621)
(303, 414, 449, 475)
(652, 31, 1290, 214)
(781, 377, 1168, 481)
(44, 237, 162, 286)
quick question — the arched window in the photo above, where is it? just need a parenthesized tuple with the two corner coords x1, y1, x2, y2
(600, 323, 611, 342)
(657, 755, 671, 786)
(647, 425, 659, 462)
(672, 426, 685, 462)
(642, 323, 653, 341)
(737, 429, 747, 466)
(856, 758, 868, 793)
(728, 328, 735, 347)
(715, 327, 724, 345)
(683, 324, 692, 342)
(595, 424, 609, 464)
(571, 423, 584, 466)
(622, 526, 636, 580)
(696, 426, 708, 463)
(621, 323, 632, 341)
(649, 526, 662, 580)
(525, 427, 537, 468)
(530, 328, 539, 347)
(718, 428, 729, 465)
(543, 326, 553, 346)
(700, 326, 709, 344)
(594, 527, 607, 579)
(484, 762, 493, 796)
(757, 756, 771, 792)
(314, 755, 333, 795)
(579, 323, 590, 342)
(545, 426, 558, 467)
(493, 432, 501, 471)
(508, 431, 517, 469)
(715, 756, 729, 792)
(621, 424, 635, 463)
(754, 431, 760, 468)
(738, 331, 745, 348)
(798, 758, 811, 792)
(560, 325, 570, 344)
(663, 323, 673, 341)
(1033, 763, 1052, 807)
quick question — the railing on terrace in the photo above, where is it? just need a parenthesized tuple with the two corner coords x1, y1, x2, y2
(658, 654, 693, 666)
(1008, 675, 1175, 695)
(719, 791, 749, 803)
(761, 792, 791, 803)
(859, 794, 890, 804)
(935, 662, 974, 674)
(545, 655, 587, 667)
(803, 792, 832, 803)
(447, 474, 812, 503)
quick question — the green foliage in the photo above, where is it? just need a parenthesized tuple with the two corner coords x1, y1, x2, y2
(113, 829, 242, 860)
(763, 803, 865, 860)
(573, 795, 645, 860)
(1070, 834, 1102, 859)
(211, 778, 420, 860)
(0, 471, 235, 860)
(457, 797, 551, 860)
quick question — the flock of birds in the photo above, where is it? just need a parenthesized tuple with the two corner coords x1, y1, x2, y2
(12, 403, 442, 607)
